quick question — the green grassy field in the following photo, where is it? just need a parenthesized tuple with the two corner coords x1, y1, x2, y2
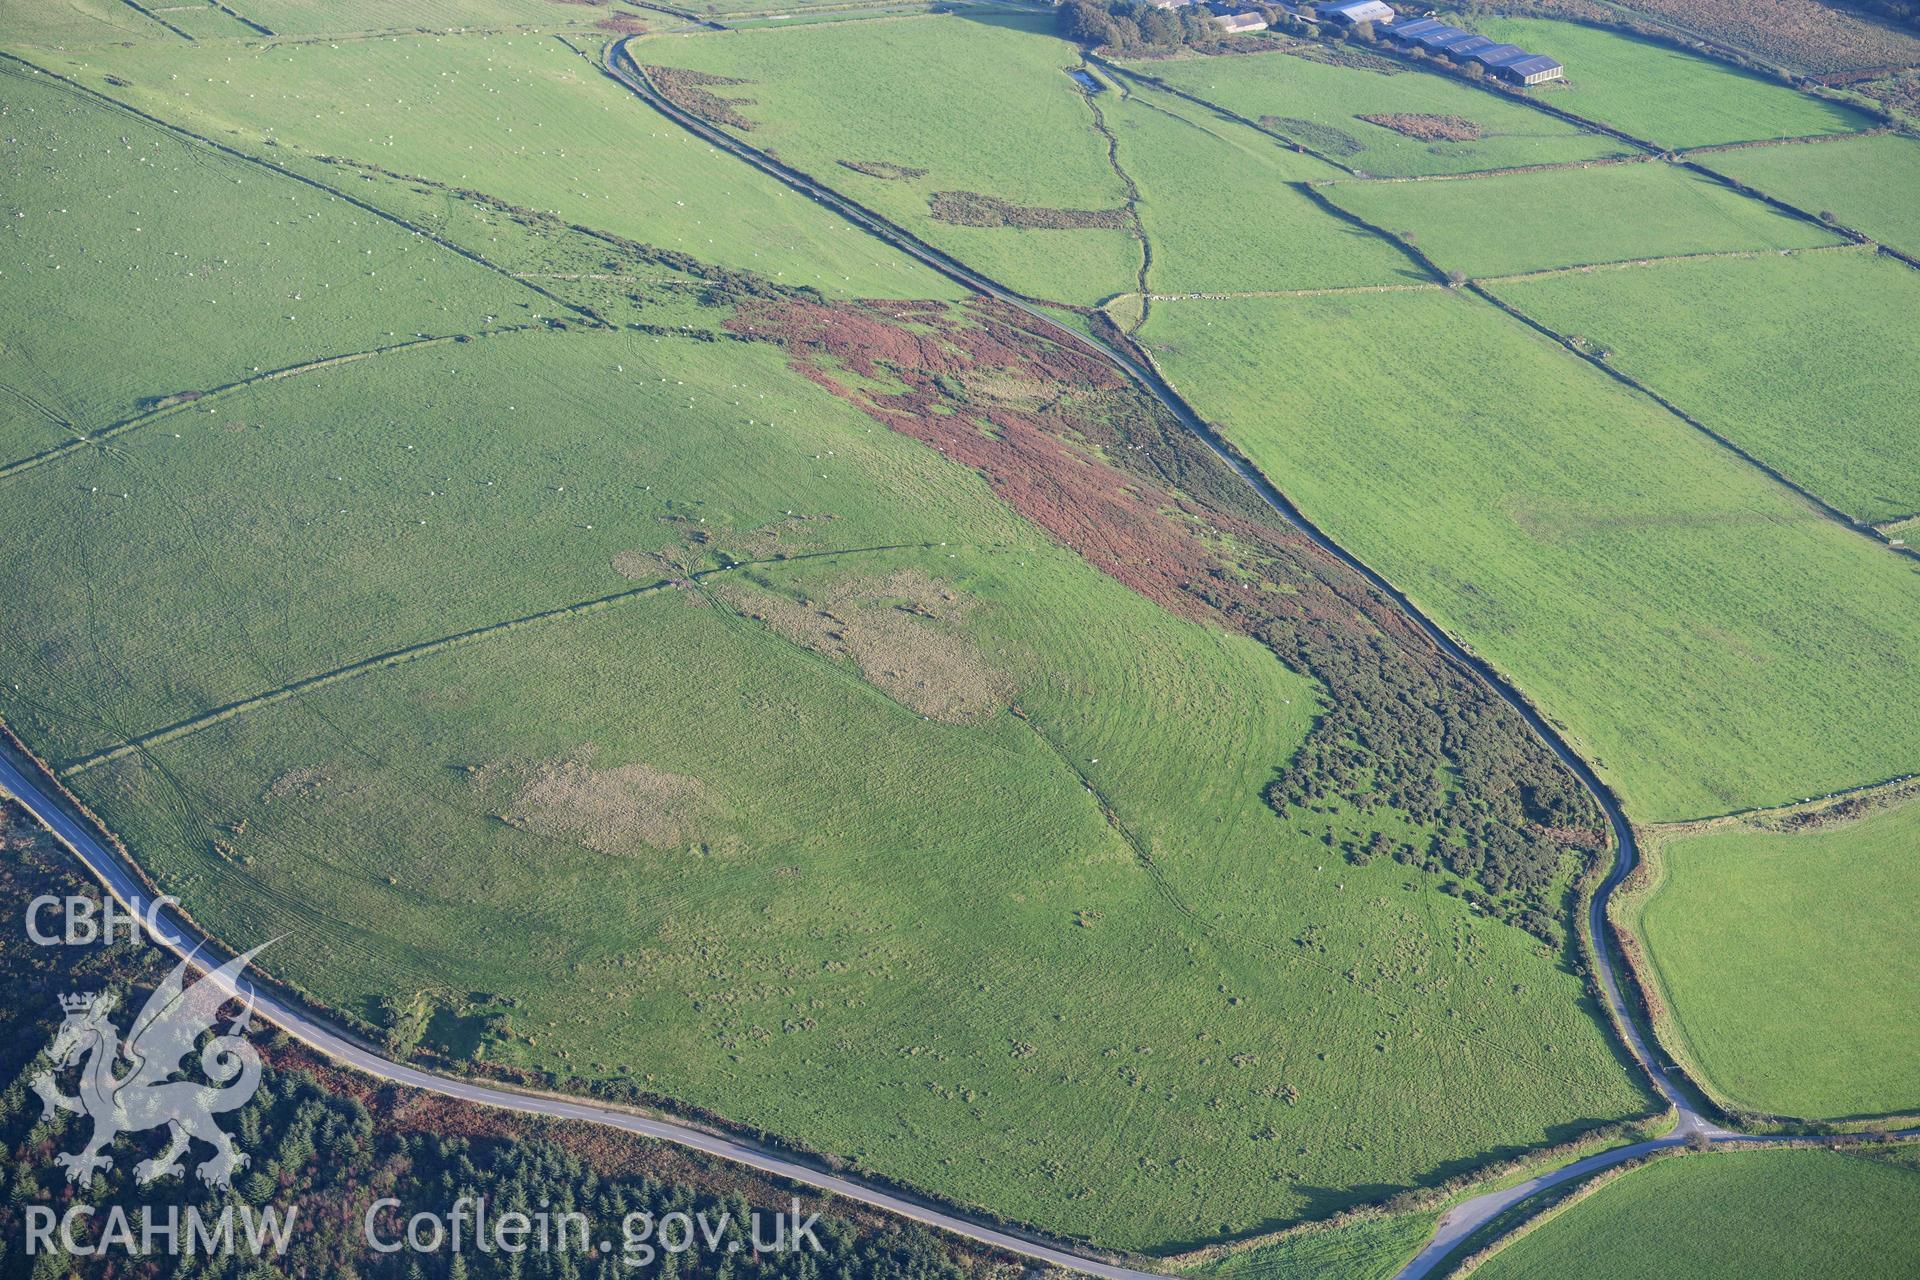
(1121, 46, 1629, 177)
(1702, 133, 1920, 259)
(1471, 18, 1873, 149)
(1105, 82, 1425, 296)
(32, 31, 952, 300)
(1182, 1211, 1438, 1280)
(1624, 794, 1920, 1119)
(0, 63, 529, 460)
(0, 318, 1649, 1248)
(1470, 1149, 1920, 1280)
(223, 0, 626, 36)
(1324, 161, 1843, 277)
(632, 14, 1144, 305)
(1487, 249, 1920, 523)
(0, 0, 166, 43)
(1141, 288, 1920, 822)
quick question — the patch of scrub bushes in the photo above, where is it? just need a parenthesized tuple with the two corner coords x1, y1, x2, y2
(1261, 114, 1366, 155)
(645, 65, 760, 130)
(837, 159, 929, 181)
(1359, 112, 1483, 141)
(929, 190, 1131, 230)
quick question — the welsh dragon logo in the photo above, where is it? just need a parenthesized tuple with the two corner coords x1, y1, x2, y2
(30, 943, 269, 1189)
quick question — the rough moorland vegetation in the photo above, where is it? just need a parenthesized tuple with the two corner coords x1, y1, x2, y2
(0, 809, 995, 1280)
(929, 190, 1131, 230)
(732, 293, 1605, 938)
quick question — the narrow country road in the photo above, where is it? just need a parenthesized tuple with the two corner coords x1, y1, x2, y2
(601, 34, 1678, 1107)
(0, 748, 1169, 1280)
(597, 41, 1920, 1278)
(0, 39, 1900, 1280)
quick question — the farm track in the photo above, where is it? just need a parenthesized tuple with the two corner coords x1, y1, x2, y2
(3, 21, 1910, 1280)
(598, 34, 1920, 1275)
(58, 542, 955, 778)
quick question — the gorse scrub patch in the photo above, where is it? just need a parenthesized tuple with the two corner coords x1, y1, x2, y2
(644, 65, 760, 131)
(1357, 113, 1482, 141)
(836, 159, 929, 181)
(928, 190, 1131, 230)
(1124, 46, 1629, 176)
(1262, 115, 1366, 156)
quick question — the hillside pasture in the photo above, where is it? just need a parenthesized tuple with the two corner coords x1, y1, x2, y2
(1141, 288, 1920, 822)
(631, 14, 1144, 305)
(55, 31, 953, 299)
(1506, 0, 1920, 77)
(1118, 46, 1629, 177)
(0, 63, 527, 461)
(0, 0, 168, 44)
(1106, 85, 1426, 296)
(1487, 248, 1920, 523)
(1181, 1210, 1438, 1280)
(1323, 161, 1844, 278)
(212, 0, 631, 36)
(1624, 793, 1920, 1120)
(1469, 1149, 1920, 1280)
(0, 317, 1650, 1250)
(1471, 18, 1874, 149)
(1703, 132, 1920, 260)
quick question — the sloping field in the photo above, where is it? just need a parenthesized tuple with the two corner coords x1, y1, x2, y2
(0, 331, 993, 763)
(0, 63, 528, 458)
(1120, 46, 1629, 176)
(1702, 133, 1920, 260)
(0, 0, 166, 43)
(1472, 18, 1873, 149)
(1483, 0, 1920, 77)
(1470, 1149, 1920, 1280)
(159, 3, 263, 38)
(631, 14, 1144, 306)
(41, 32, 953, 299)
(1323, 161, 1844, 278)
(218, 0, 631, 36)
(1487, 249, 1920, 524)
(1624, 792, 1920, 1119)
(1142, 289, 1920, 822)
(0, 317, 1648, 1249)
(1182, 1209, 1439, 1280)
(1106, 84, 1425, 295)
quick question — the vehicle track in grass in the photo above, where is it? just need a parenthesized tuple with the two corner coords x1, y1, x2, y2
(595, 31, 1818, 1271)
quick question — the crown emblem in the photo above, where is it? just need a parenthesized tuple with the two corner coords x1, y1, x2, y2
(58, 992, 98, 1014)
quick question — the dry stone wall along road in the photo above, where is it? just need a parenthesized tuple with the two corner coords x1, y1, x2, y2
(600, 39, 1920, 1275)
(0, 748, 1169, 1280)
(2, 39, 1907, 1280)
